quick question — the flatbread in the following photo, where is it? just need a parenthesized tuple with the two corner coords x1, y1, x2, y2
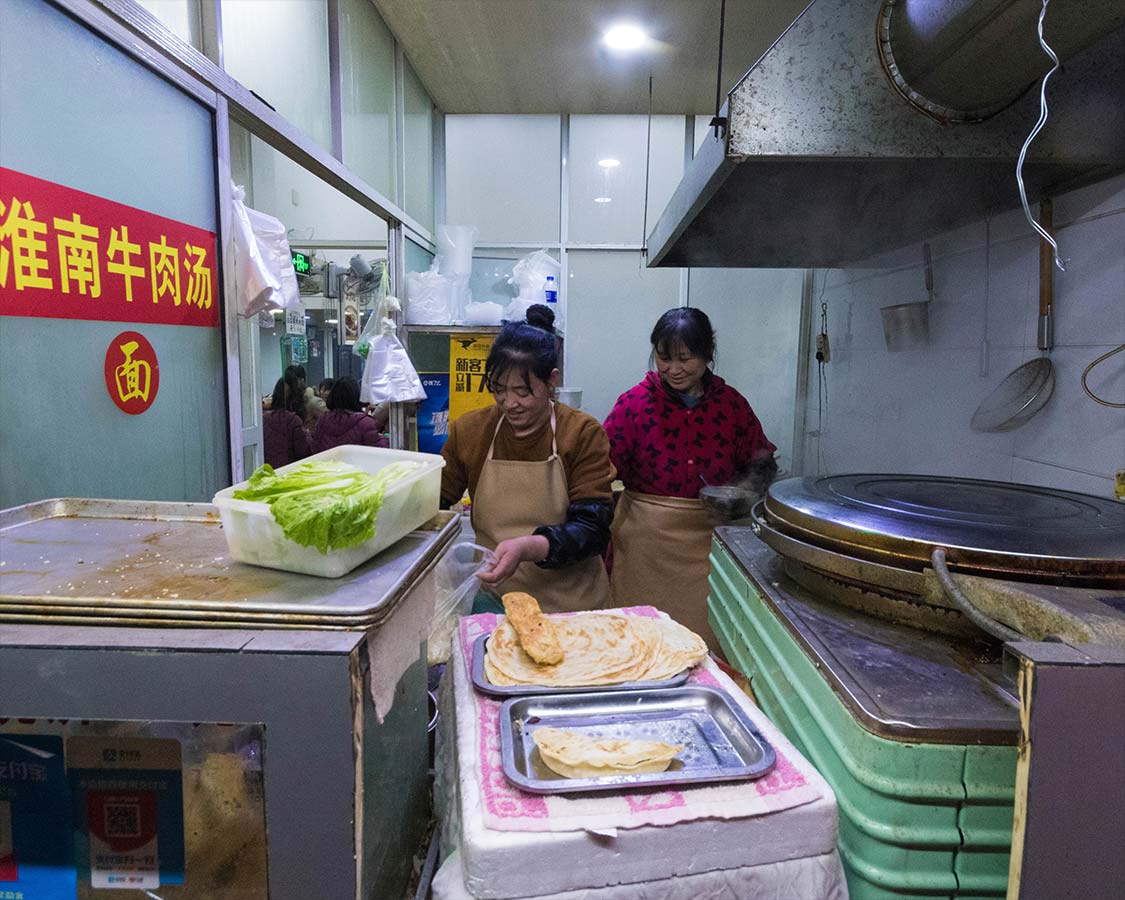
(532, 727, 683, 779)
(501, 591, 564, 665)
(486, 613, 655, 687)
(484, 611, 708, 687)
(643, 617, 709, 680)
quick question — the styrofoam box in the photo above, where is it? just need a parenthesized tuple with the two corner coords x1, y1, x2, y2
(212, 446, 445, 578)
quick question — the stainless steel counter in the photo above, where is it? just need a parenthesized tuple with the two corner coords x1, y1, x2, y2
(715, 526, 1020, 744)
(0, 500, 460, 628)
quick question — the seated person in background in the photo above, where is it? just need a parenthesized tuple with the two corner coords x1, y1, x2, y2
(286, 364, 327, 430)
(316, 378, 336, 401)
(263, 370, 311, 468)
(312, 376, 390, 452)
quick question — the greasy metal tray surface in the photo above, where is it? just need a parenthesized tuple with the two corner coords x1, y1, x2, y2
(500, 686, 776, 793)
(471, 632, 690, 697)
(0, 498, 459, 629)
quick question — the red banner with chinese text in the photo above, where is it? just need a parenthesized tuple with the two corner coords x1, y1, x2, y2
(0, 167, 218, 327)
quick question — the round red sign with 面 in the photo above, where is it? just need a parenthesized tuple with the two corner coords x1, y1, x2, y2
(104, 331, 159, 415)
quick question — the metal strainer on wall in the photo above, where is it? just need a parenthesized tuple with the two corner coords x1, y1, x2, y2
(970, 357, 1055, 432)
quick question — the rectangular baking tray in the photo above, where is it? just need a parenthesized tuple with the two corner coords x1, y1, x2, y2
(500, 686, 776, 793)
(0, 498, 459, 629)
(471, 632, 691, 697)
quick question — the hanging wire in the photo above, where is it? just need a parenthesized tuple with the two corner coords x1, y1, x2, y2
(712, 0, 727, 138)
(1015, 0, 1066, 272)
(640, 74, 653, 266)
(1081, 343, 1125, 408)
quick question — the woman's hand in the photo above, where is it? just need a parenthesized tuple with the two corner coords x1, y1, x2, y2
(478, 535, 550, 586)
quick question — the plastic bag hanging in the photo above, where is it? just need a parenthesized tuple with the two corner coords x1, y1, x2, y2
(353, 261, 399, 358)
(359, 317, 428, 404)
(228, 182, 301, 316)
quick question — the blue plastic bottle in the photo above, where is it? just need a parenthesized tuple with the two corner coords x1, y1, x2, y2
(544, 275, 558, 304)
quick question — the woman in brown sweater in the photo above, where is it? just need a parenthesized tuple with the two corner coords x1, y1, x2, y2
(440, 320, 615, 612)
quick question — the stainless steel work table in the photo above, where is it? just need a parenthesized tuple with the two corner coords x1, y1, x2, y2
(0, 502, 461, 900)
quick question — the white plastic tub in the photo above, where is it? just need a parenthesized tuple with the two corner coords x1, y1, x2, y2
(213, 446, 445, 578)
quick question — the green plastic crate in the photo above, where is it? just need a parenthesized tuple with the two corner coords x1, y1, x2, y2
(708, 542, 1016, 899)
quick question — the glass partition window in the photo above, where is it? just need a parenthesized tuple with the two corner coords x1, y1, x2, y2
(222, 0, 332, 149)
(445, 115, 561, 243)
(403, 59, 435, 232)
(135, 0, 202, 48)
(231, 125, 391, 467)
(568, 115, 684, 245)
(339, 0, 396, 200)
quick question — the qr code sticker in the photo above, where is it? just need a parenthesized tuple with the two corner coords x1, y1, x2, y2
(105, 802, 141, 838)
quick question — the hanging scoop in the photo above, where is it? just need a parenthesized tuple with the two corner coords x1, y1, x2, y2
(971, 200, 1057, 432)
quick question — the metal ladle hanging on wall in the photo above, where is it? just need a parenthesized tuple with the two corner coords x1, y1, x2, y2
(971, 199, 1057, 432)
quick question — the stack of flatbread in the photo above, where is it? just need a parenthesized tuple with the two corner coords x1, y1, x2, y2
(532, 727, 683, 779)
(485, 594, 708, 687)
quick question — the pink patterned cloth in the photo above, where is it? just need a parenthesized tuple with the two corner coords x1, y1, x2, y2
(456, 607, 822, 833)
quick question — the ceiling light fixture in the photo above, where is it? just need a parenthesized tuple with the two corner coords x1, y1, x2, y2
(594, 197, 613, 204)
(326, 318, 339, 324)
(598, 158, 621, 169)
(603, 23, 647, 51)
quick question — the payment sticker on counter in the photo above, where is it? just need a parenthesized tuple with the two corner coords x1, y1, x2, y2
(0, 734, 76, 898)
(67, 737, 184, 891)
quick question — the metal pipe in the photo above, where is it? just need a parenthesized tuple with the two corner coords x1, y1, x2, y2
(931, 548, 1022, 642)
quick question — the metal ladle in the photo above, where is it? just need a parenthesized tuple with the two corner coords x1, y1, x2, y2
(971, 199, 1056, 432)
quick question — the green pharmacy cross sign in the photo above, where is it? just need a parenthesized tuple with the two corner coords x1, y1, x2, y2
(292, 250, 312, 275)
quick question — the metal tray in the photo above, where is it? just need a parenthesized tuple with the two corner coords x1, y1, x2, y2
(499, 686, 776, 793)
(0, 498, 459, 630)
(471, 632, 691, 697)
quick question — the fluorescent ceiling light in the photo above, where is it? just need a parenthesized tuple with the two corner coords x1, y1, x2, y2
(603, 23, 647, 51)
(598, 158, 621, 168)
(326, 318, 339, 324)
(594, 197, 612, 204)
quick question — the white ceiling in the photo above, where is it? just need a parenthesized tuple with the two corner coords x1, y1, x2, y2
(371, 0, 811, 114)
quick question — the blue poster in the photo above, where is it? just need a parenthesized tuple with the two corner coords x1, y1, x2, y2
(0, 734, 76, 899)
(417, 373, 450, 454)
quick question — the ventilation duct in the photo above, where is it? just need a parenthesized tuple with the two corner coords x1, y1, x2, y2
(648, 0, 1125, 268)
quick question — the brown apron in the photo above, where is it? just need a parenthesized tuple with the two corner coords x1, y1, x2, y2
(609, 490, 719, 652)
(472, 405, 610, 614)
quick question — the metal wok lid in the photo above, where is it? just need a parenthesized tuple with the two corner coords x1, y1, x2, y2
(763, 475, 1125, 586)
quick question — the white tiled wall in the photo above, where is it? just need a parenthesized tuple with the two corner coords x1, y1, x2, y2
(801, 174, 1125, 499)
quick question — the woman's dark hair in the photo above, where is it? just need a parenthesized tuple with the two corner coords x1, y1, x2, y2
(650, 307, 716, 366)
(327, 376, 362, 412)
(285, 364, 307, 385)
(317, 378, 336, 396)
(485, 322, 558, 391)
(269, 370, 306, 415)
(525, 304, 555, 333)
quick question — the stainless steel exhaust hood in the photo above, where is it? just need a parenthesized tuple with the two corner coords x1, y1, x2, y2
(648, 0, 1125, 269)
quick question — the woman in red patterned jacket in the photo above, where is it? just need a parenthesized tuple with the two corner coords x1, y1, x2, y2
(603, 308, 777, 651)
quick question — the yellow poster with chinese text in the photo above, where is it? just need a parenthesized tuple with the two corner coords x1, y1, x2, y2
(449, 334, 494, 422)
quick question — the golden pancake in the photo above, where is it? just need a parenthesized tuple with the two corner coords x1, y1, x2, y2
(501, 591, 564, 665)
(486, 613, 655, 687)
(483, 611, 707, 687)
(644, 617, 709, 680)
(532, 727, 683, 779)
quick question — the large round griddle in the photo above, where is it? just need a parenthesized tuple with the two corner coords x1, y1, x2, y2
(759, 475, 1125, 587)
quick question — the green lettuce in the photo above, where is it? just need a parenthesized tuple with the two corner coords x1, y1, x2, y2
(234, 460, 420, 554)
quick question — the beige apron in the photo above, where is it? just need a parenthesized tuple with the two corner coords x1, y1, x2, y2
(472, 405, 610, 614)
(609, 490, 719, 652)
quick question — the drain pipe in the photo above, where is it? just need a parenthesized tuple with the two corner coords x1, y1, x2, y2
(931, 548, 1022, 642)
